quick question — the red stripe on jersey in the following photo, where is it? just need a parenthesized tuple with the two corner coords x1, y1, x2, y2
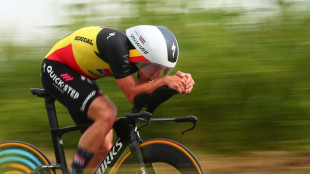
(129, 56, 150, 63)
(46, 50, 65, 63)
(103, 69, 113, 76)
(46, 44, 97, 80)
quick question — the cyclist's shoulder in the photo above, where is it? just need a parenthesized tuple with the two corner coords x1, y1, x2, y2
(97, 27, 126, 40)
(69, 26, 126, 42)
(96, 27, 128, 53)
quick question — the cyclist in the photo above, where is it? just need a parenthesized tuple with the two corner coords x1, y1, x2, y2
(40, 25, 195, 174)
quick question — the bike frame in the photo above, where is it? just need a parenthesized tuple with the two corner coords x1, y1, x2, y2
(39, 95, 146, 174)
(30, 87, 197, 174)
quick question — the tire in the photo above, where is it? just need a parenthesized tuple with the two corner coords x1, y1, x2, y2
(0, 141, 54, 174)
(113, 139, 205, 174)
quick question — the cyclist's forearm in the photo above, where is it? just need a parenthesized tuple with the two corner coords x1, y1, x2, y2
(115, 75, 167, 104)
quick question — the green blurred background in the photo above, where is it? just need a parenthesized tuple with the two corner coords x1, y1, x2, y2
(1, 0, 310, 171)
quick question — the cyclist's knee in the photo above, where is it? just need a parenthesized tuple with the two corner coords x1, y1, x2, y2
(98, 102, 117, 125)
(87, 95, 117, 125)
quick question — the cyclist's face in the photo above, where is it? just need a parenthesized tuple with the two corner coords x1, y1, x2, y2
(138, 64, 165, 82)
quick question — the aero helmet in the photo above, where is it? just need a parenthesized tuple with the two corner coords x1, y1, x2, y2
(126, 25, 179, 80)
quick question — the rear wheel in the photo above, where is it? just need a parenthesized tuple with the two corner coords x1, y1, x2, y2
(0, 141, 54, 174)
(114, 139, 205, 174)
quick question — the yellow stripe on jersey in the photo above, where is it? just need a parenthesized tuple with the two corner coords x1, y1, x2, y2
(71, 27, 111, 78)
(45, 26, 112, 79)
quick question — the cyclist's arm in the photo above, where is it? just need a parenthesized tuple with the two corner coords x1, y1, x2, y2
(115, 73, 187, 104)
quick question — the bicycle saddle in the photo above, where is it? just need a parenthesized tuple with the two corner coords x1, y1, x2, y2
(30, 88, 50, 98)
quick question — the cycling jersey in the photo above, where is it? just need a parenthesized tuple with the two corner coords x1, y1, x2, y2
(45, 26, 138, 80)
(42, 26, 141, 124)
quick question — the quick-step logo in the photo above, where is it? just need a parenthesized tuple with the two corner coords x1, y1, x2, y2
(96, 139, 123, 174)
(46, 65, 79, 99)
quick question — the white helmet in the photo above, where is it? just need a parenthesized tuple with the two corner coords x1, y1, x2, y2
(126, 25, 179, 80)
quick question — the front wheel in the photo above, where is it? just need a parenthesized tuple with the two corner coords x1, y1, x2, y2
(0, 141, 54, 174)
(114, 139, 205, 174)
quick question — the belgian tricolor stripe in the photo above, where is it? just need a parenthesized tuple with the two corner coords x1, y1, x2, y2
(129, 49, 150, 62)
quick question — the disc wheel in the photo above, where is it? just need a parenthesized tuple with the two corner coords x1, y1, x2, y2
(0, 141, 54, 174)
(114, 139, 205, 174)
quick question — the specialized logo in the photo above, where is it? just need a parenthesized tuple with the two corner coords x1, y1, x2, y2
(60, 73, 74, 81)
(80, 90, 96, 112)
(156, 26, 178, 63)
(107, 32, 116, 40)
(171, 42, 176, 59)
(96, 139, 123, 174)
(74, 36, 93, 45)
(46, 65, 79, 100)
(130, 34, 148, 54)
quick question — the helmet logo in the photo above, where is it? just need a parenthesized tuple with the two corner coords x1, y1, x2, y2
(171, 43, 176, 59)
(156, 26, 178, 63)
(139, 35, 146, 44)
(167, 41, 178, 63)
(130, 34, 149, 54)
(107, 32, 116, 40)
(135, 31, 146, 44)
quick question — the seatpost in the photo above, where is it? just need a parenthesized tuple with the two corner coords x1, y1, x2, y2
(44, 96, 69, 173)
(45, 97, 58, 128)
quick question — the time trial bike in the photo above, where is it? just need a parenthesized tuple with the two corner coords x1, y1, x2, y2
(0, 86, 205, 174)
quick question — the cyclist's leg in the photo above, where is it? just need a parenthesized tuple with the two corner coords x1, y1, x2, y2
(79, 95, 116, 153)
(68, 88, 116, 173)
(77, 95, 116, 173)
(41, 59, 116, 173)
(86, 129, 113, 169)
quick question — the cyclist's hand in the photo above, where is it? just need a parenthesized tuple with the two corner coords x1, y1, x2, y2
(163, 75, 187, 94)
(176, 71, 195, 95)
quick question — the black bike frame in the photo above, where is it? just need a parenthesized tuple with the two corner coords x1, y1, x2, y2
(94, 122, 144, 174)
(31, 86, 197, 174)
(43, 94, 148, 174)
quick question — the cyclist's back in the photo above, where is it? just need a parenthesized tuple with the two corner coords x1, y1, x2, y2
(45, 26, 137, 80)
